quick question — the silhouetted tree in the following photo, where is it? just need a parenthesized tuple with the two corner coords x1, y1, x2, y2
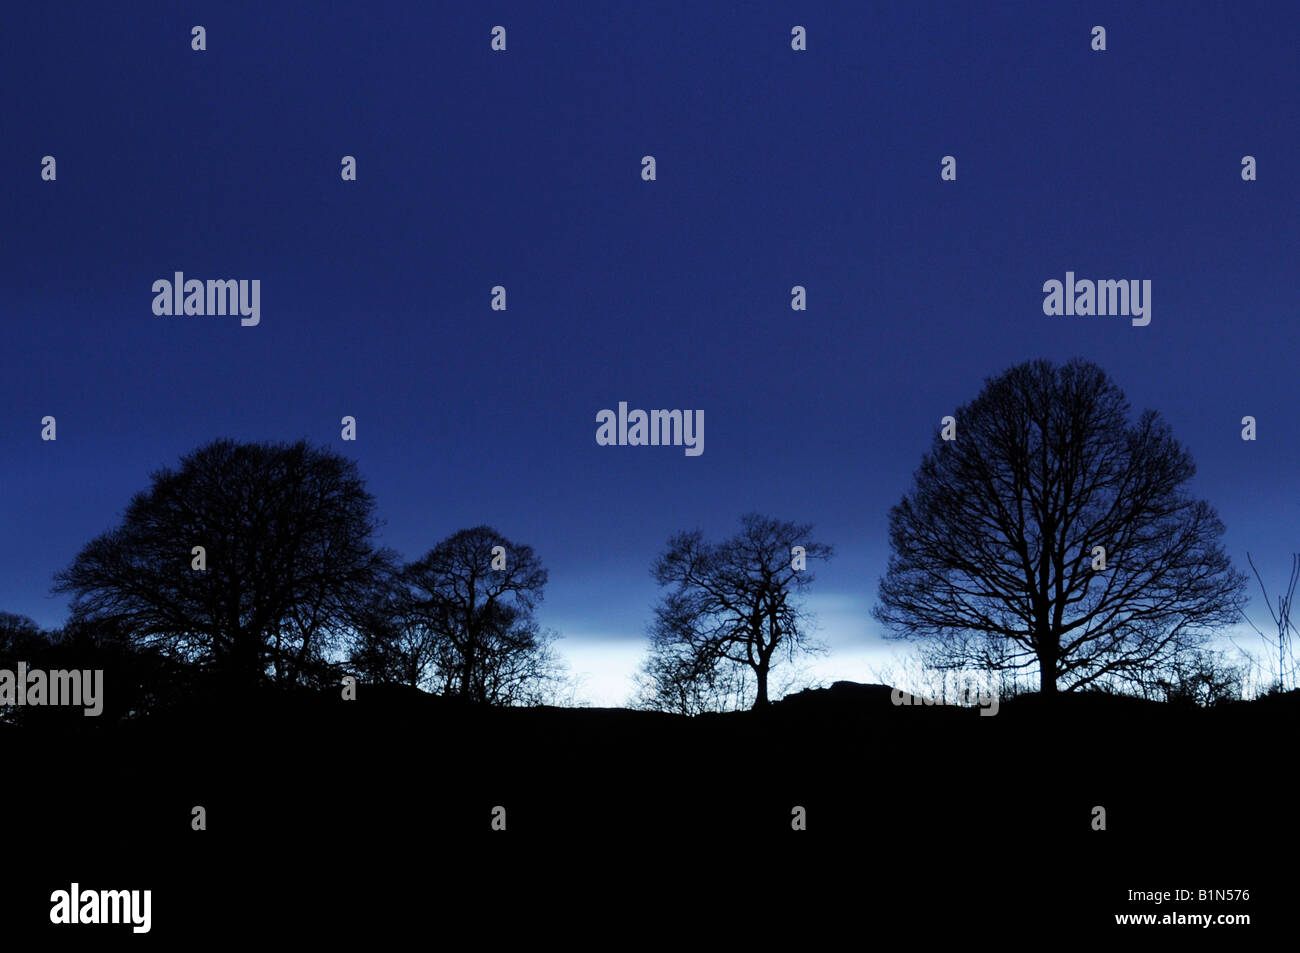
(0, 612, 43, 655)
(392, 526, 562, 704)
(641, 513, 832, 711)
(1145, 647, 1245, 708)
(346, 585, 423, 688)
(0, 613, 181, 724)
(634, 647, 754, 716)
(0, 613, 46, 725)
(873, 359, 1248, 696)
(1237, 552, 1298, 693)
(53, 439, 395, 693)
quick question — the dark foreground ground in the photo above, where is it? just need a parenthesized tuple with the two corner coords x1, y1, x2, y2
(3, 681, 1294, 944)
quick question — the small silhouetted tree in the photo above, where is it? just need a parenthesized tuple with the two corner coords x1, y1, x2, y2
(394, 526, 562, 704)
(347, 585, 426, 688)
(1147, 647, 1245, 708)
(634, 647, 754, 716)
(0, 613, 181, 723)
(53, 439, 395, 693)
(1237, 552, 1298, 694)
(0, 612, 43, 655)
(0, 613, 46, 725)
(873, 359, 1248, 696)
(641, 513, 832, 711)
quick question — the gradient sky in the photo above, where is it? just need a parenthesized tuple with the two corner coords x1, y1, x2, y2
(3, 2, 1298, 704)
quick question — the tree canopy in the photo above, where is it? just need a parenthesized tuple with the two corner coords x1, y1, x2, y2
(640, 513, 831, 711)
(53, 439, 394, 691)
(873, 358, 1248, 695)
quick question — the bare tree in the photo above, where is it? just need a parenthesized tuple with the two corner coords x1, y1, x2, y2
(873, 359, 1248, 697)
(344, 579, 434, 689)
(1144, 647, 1246, 707)
(641, 513, 832, 711)
(1235, 552, 1299, 694)
(394, 526, 561, 705)
(634, 649, 754, 715)
(0, 612, 43, 655)
(53, 439, 395, 692)
(0, 613, 47, 725)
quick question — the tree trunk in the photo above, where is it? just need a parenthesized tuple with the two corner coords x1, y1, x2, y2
(753, 663, 770, 708)
(1037, 640, 1057, 697)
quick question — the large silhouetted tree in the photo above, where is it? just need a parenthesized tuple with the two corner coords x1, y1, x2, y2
(392, 526, 561, 704)
(873, 358, 1248, 696)
(53, 439, 395, 692)
(641, 513, 832, 711)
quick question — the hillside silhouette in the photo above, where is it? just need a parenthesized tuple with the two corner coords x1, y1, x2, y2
(7, 679, 1291, 940)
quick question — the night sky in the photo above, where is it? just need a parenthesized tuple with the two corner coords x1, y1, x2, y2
(4, 2, 1297, 704)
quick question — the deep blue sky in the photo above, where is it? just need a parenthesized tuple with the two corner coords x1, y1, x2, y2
(3, 2, 1298, 703)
